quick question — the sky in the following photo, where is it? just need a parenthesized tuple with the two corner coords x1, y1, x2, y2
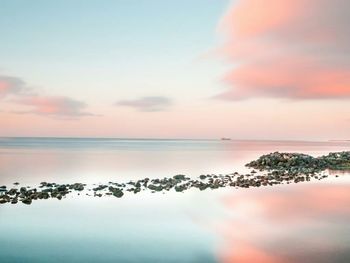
(0, 0, 349, 140)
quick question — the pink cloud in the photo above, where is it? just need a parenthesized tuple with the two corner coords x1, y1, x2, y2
(0, 74, 96, 118)
(0, 75, 25, 99)
(16, 96, 94, 118)
(217, 0, 350, 100)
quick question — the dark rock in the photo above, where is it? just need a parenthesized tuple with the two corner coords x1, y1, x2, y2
(0, 198, 8, 204)
(22, 198, 32, 205)
(108, 186, 124, 198)
(7, 188, 18, 196)
(173, 174, 186, 181)
(133, 188, 141, 194)
(174, 185, 187, 192)
(112, 191, 123, 198)
(38, 192, 50, 199)
(148, 184, 163, 191)
(72, 183, 84, 191)
(93, 185, 107, 191)
(57, 185, 67, 191)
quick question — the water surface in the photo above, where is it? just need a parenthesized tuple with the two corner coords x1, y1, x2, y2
(0, 138, 349, 262)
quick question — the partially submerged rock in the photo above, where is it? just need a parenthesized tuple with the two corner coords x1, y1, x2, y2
(173, 174, 188, 181)
(22, 198, 32, 205)
(108, 186, 124, 198)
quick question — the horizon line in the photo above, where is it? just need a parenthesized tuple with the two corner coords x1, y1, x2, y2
(0, 136, 348, 143)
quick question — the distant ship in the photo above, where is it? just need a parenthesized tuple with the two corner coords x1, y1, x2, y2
(221, 137, 231, 141)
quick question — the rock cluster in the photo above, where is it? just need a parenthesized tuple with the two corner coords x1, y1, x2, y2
(321, 152, 350, 170)
(246, 151, 350, 174)
(1, 151, 348, 206)
(0, 182, 86, 205)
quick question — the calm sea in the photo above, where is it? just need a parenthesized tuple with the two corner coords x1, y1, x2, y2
(0, 138, 349, 262)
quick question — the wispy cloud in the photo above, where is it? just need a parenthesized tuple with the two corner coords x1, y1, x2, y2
(216, 0, 350, 100)
(116, 96, 172, 112)
(15, 96, 95, 118)
(0, 75, 26, 99)
(0, 74, 96, 118)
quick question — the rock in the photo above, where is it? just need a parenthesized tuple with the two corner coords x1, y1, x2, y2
(72, 183, 84, 191)
(7, 188, 18, 196)
(40, 182, 48, 187)
(38, 192, 49, 199)
(112, 191, 123, 198)
(57, 185, 67, 191)
(173, 174, 186, 181)
(174, 185, 187, 192)
(93, 185, 107, 191)
(133, 188, 141, 194)
(22, 198, 32, 205)
(147, 184, 163, 191)
(0, 198, 8, 204)
(108, 186, 124, 198)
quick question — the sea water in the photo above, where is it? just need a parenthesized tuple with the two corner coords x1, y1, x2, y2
(0, 138, 349, 262)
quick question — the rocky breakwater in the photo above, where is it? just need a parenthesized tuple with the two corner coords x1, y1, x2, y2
(1, 151, 349, 206)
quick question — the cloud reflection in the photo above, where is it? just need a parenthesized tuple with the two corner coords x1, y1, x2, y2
(217, 183, 350, 263)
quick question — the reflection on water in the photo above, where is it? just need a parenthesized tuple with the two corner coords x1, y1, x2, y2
(2, 179, 349, 262)
(329, 169, 350, 175)
(0, 138, 349, 262)
(0, 192, 218, 263)
(1, 138, 350, 185)
(217, 182, 350, 263)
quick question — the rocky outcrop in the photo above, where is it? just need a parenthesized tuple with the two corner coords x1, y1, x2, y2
(0, 151, 348, 206)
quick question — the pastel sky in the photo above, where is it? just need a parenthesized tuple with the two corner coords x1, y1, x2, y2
(0, 0, 349, 140)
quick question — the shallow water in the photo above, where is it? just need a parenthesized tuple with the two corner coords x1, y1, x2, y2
(1, 138, 350, 184)
(0, 138, 349, 262)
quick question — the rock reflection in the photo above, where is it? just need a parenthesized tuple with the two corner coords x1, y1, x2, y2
(218, 182, 350, 263)
(328, 169, 350, 176)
